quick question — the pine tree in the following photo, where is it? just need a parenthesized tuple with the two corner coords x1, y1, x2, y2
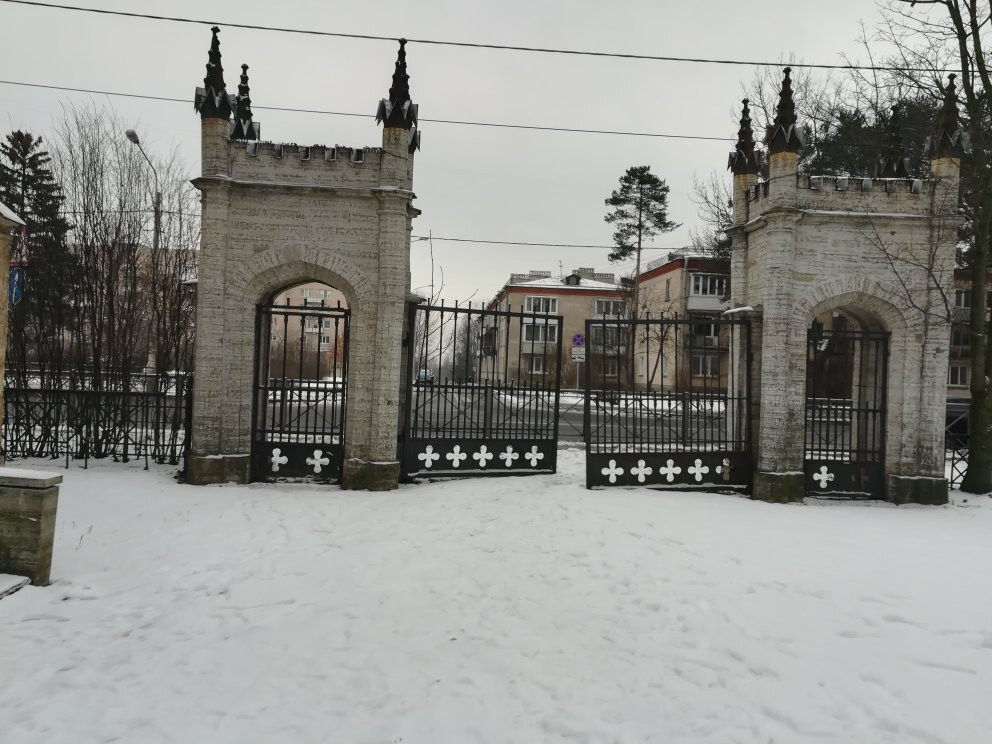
(604, 165, 679, 319)
(0, 131, 74, 386)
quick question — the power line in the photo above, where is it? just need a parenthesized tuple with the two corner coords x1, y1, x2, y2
(412, 236, 676, 250)
(0, 79, 735, 142)
(0, 0, 959, 74)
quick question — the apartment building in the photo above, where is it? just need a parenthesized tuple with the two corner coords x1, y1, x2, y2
(266, 281, 348, 378)
(947, 269, 992, 399)
(634, 250, 732, 391)
(484, 268, 628, 388)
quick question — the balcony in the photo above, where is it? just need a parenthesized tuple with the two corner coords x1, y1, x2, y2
(687, 335, 729, 350)
(686, 294, 731, 313)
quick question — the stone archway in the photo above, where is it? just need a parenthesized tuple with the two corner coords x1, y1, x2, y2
(803, 302, 891, 497)
(185, 31, 420, 491)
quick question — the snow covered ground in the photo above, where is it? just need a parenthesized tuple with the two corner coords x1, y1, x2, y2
(1, 449, 990, 743)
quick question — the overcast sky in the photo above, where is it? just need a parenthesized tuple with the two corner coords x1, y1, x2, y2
(1, 0, 892, 303)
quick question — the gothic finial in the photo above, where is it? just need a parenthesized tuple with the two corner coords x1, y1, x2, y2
(389, 39, 411, 107)
(230, 63, 260, 141)
(766, 67, 805, 154)
(194, 26, 232, 120)
(878, 104, 910, 178)
(376, 38, 418, 133)
(729, 98, 759, 175)
(926, 73, 967, 159)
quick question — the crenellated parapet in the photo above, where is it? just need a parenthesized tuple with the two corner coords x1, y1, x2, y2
(198, 139, 415, 191)
(744, 173, 956, 216)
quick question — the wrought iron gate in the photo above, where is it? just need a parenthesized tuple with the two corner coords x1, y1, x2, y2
(804, 328, 888, 498)
(251, 298, 349, 482)
(584, 317, 752, 490)
(402, 302, 562, 479)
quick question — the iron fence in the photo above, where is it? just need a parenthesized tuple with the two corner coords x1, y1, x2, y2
(584, 317, 752, 489)
(403, 301, 563, 478)
(3, 370, 193, 469)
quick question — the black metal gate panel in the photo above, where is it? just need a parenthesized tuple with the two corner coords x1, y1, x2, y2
(804, 329, 888, 498)
(403, 302, 562, 479)
(251, 299, 349, 482)
(585, 317, 752, 490)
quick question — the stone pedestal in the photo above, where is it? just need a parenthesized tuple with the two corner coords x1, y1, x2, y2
(753, 471, 804, 504)
(0, 468, 62, 585)
(888, 475, 948, 505)
(342, 459, 400, 491)
(187, 453, 251, 485)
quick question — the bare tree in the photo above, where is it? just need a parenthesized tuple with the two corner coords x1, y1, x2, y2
(866, 0, 992, 492)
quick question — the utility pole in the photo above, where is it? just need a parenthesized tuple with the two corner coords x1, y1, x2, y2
(125, 129, 161, 392)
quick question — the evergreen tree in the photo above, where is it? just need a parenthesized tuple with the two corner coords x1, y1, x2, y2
(604, 165, 679, 319)
(0, 131, 74, 386)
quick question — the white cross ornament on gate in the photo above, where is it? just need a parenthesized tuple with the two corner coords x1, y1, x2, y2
(306, 449, 331, 474)
(524, 446, 544, 467)
(473, 445, 494, 468)
(687, 459, 710, 482)
(658, 459, 681, 483)
(601, 459, 624, 484)
(270, 448, 288, 473)
(499, 445, 519, 467)
(446, 445, 468, 468)
(630, 459, 653, 483)
(417, 445, 441, 469)
(813, 465, 835, 489)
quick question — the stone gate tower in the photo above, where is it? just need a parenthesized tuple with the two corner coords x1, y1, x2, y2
(186, 28, 420, 490)
(728, 70, 964, 504)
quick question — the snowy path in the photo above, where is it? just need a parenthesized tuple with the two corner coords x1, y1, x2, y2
(1, 449, 990, 743)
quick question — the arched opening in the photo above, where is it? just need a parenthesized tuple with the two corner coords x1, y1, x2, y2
(251, 280, 351, 483)
(804, 306, 889, 498)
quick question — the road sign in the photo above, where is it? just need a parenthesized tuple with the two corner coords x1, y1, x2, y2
(571, 333, 585, 348)
(8, 267, 24, 306)
(571, 347, 586, 362)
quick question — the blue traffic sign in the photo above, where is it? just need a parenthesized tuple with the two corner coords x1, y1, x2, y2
(8, 267, 24, 306)
(571, 333, 585, 347)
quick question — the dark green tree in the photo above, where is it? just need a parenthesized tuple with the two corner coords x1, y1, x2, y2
(604, 165, 679, 320)
(0, 131, 74, 387)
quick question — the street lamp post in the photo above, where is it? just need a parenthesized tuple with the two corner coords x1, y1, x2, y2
(125, 129, 161, 389)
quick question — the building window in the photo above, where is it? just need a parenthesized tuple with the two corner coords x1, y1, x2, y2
(955, 289, 971, 308)
(595, 299, 627, 316)
(320, 334, 331, 345)
(691, 274, 727, 297)
(523, 323, 558, 343)
(524, 296, 557, 314)
(529, 355, 545, 374)
(691, 354, 720, 377)
(948, 364, 970, 387)
(951, 327, 969, 347)
(603, 358, 619, 377)
(589, 325, 623, 349)
(665, 279, 671, 301)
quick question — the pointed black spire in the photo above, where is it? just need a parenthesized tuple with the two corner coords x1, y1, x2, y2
(728, 99, 759, 175)
(194, 26, 233, 120)
(766, 67, 805, 154)
(877, 104, 911, 178)
(230, 63, 260, 141)
(376, 39, 418, 133)
(389, 39, 411, 108)
(926, 74, 967, 159)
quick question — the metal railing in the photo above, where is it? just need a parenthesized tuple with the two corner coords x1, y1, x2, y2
(3, 370, 193, 469)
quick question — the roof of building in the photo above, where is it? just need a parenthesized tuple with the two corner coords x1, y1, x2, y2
(0, 200, 25, 226)
(508, 275, 620, 291)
